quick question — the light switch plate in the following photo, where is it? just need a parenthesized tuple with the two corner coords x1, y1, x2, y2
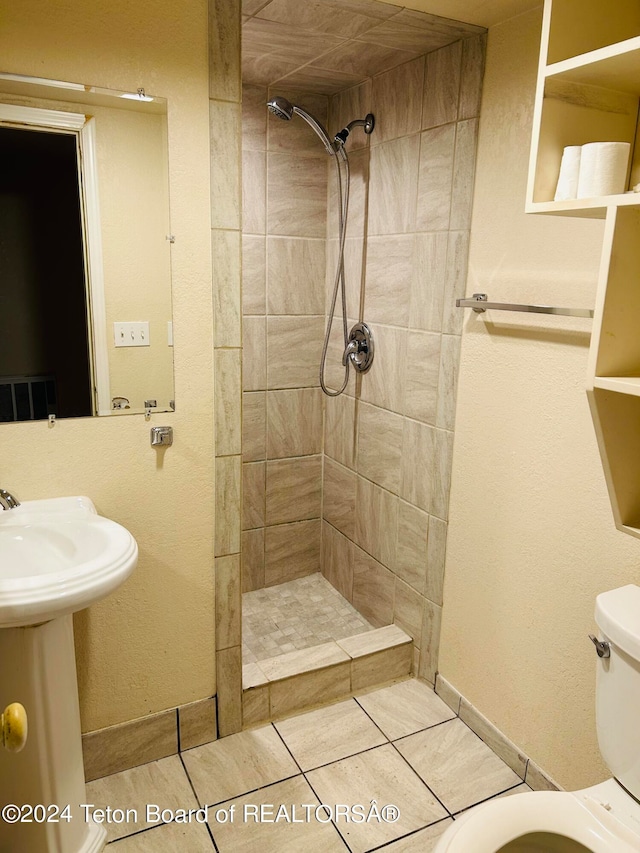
(114, 321, 150, 347)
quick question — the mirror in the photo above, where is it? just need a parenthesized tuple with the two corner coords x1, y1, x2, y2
(0, 73, 174, 420)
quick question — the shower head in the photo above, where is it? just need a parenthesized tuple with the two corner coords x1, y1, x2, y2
(267, 96, 336, 156)
(267, 96, 294, 121)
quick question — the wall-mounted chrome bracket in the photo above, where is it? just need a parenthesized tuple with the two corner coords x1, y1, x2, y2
(151, 426, 173, 447)
(343, 322, 374, 373)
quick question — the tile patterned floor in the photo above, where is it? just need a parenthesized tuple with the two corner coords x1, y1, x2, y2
(91, 678, 532, 852)
(242, 573, 374, 664)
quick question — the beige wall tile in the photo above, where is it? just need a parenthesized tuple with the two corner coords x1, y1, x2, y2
(242, 528, 265, 592)
(355, 477, 398, 568)
(441, 230, 470, 335)
(325, 393, 357, 469)
(416, 124, 455, 232)
(243, 315, 267, 390)
(267, 237, 325, 314)
(360, 324, 406, 412)
(403, 330, 441, 424)
(260, 1, 381, 39)
(459, 34, 487, 121)
(266, 455, 322, 524)
(310, 39, 418, 80)
(423, 41, 462, 129)
(326, 237, 365, 316)
(82, 709, 178, 782)
(431, 428, 453, 520)
(352, 544, 395, 626)
(322, 521, 354, 602)
(330, 80, 372, 151)
(436, 333, 461, 430)
(215, 348, 242, 456)
(357, 402, 404, 494)
(418, 599, 442, 685)
(459, 698, 528, 779)
(242, 234, 266, 315)
(213, 229, 241, 347)
(209, 0, 241, 102)
(410, 231, 448, 332)
(242, 83, 267, 151)
(426, 515, 446, 606)
(267, 152, 327, 237)
(526, 760, 562, 792)
(267, 388, 323, 458)
(242, 149, 267, 234)
(400, 419, 435, 512)
(372, 56, 424, 143)
(210, 100, 241, 230)
(270, 662, 351, 717)
(216, 554, 241, 649)
(434, 673, 461, 715)
(179, 698, 218, 751)
(394, 578, 424, 645)
(242, 685, 270, 727)
(267, 90, 329, 156)
(351, 643, 412, 692)
(323, 457, 357, 538)
(265, 518, 321, 585)
(267, 315, 324, 389)
(243, 662, 269, 690)
(215, 455, 241, 556)
(243, 461, 266, 529)
(329, 148, 369, 241)
(242, 390, 266, 461)
(364, 235, 414, 327)
(368, 134, 421, 235)
(216, 645, 243, 736)
(395, 499, 428, 594)
(450, 118, 479, 231)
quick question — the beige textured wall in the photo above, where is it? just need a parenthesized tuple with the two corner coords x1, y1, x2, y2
(440, 6, 640, 789)
(321, 38, 485, 681)
(240, 86, 328, 592)
(0, 0, 215, 731)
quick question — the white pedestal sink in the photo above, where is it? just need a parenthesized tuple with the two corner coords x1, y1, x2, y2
(0, 497, 138, 853)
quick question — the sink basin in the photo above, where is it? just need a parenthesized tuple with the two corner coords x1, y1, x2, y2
(0, 496, 138, 628)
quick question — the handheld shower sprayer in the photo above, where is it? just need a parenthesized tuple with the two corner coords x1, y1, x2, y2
(266, 96, 376, 395)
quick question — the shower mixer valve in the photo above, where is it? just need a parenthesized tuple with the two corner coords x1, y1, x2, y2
(343, 322, 374, 373)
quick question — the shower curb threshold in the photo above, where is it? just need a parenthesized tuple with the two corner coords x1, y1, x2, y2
(242, 625, 412, 725)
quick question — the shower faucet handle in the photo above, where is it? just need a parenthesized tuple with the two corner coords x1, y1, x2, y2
(342, 322, 375, 373)
(342, 339, 359, 366)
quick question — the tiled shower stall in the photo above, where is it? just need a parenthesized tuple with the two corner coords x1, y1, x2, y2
(213, 0, 486, 731)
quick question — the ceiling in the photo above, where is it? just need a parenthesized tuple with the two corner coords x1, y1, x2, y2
(380, 0, 541, 28)
(242, 0, 486, 93)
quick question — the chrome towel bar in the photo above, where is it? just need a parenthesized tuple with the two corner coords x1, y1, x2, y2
(456, 293, 594, 319)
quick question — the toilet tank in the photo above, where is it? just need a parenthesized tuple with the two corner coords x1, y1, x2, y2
(594, 584, 640, 800)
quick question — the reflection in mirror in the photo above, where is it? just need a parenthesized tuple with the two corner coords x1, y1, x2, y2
(0, 74, 174, 420)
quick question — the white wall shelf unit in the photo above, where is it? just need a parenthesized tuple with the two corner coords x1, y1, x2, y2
(529, 1, 640, 539)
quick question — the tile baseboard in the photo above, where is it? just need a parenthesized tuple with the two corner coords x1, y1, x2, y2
(83, 696, 218, 782)
(434, 674, 563, 792)
(241, 625, 413, 725)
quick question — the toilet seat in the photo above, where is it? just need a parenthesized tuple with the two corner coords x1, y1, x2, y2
(434, 790, 640, 852)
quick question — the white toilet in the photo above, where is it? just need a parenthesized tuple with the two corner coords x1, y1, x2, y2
(434, 584, 640, 852)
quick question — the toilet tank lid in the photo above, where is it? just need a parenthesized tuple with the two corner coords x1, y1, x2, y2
(595, 584, 640, 660)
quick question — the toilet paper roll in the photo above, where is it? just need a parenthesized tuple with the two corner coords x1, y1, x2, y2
(577, 142, 630, 199)
(554, 145, 582, 200)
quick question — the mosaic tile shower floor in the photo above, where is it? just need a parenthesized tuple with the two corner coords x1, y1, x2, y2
(242, 573, 375, 665)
